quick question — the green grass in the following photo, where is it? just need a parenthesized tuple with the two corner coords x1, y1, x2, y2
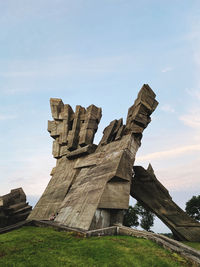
(0, 226, 193, 267)
(182, 241, 200, 251)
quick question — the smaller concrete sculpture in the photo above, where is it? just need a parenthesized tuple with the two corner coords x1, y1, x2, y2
(0, 188, 32, 228)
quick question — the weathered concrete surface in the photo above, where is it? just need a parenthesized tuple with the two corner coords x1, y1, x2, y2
(56, 133, 138, 230)
(27, 82, 200, 242)
(48, 100, 102, 158)
(28, 84, 158, 230)
(0, 188, 32, 228)
(28, 157, 79, 220)
(131, 165, 200, 242)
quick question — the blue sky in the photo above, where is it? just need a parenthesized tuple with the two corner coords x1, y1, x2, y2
(0, 0, 200, 232)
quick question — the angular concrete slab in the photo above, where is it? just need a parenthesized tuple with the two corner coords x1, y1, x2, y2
(131, 165, 200, 241)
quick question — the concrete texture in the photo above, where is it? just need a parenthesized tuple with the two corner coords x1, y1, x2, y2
(0, 188, 32, 228)
(28, 83, 200, 242)
(131, 164, 200, 242)
(28, 84, 158, 230)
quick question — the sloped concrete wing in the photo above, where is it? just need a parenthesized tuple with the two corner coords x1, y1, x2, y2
(131, 165, 200, 241)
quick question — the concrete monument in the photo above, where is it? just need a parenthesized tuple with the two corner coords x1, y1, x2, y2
(28, 84, 157, 230)
(28, 84, 200, 241)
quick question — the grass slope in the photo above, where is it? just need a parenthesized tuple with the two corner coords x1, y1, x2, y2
(0, 226, 195, 267)
(182, 241, 200, 251)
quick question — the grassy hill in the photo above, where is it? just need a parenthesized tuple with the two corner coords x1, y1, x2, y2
(0, 226, 198, 267)
(182, 241, 200, 251)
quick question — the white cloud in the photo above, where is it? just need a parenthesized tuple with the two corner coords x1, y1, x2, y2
(0, 54, 135, 95)
(180, 108, 200, 129)
(0, 71, 36, 78)
(2, 88, 30, 95)
(137, 144, 200, 162)
(187, 14, 200, 88)
(160, 104, 175, 113)
(0, 114, 17, 120)
(0, 153, 55, 197)
(136, 145, 200, 192)
(155, 157, 200, 191)
(161, 67, 173, 73)
(0, 1, 76, 25)
(185, 88, 200, 100)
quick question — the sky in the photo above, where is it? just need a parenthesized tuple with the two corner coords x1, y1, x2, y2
(0, 0, 200, 233)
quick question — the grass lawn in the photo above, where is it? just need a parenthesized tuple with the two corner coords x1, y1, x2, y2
(182, 241, 200, 251)
(0, 226, 194, 267)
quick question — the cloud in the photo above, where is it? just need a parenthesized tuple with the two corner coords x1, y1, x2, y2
(0, 1, 76, 24)
(0, 114, 17, 120)
(137, 144, 200, 162)
(154, 157, 200, 191)
(0, 53, 140, 96)
(136, 147, 200, 192)
(185, 88, 200, 100)
(0, 71, 36, 78)
(161, 67, 173, 73)
(187, 13, 200, 88)
(0, 54, 134, 88)
(179, 108, 200, 129)
(10, 177, 27, 183)
(0, 151, 55, 197)
(2, 88, 30, 95)
(160, 104, 175, 113)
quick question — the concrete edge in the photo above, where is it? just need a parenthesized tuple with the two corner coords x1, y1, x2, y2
(0, 220, 31, 234)
(30, 220, 87, 236)
(86, 226, 117, 237)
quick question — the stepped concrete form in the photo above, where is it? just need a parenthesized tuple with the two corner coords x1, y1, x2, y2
(0, 188, 32, 228)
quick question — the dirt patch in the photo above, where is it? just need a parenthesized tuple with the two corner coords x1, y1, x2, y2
(0, 251, 6, 258)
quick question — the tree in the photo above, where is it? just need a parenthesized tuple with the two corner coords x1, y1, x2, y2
(123, 205, 139, 227)
(123, 202, 155, 231)
(185, 195, 200, 222)
(135, 202, 155, 231)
